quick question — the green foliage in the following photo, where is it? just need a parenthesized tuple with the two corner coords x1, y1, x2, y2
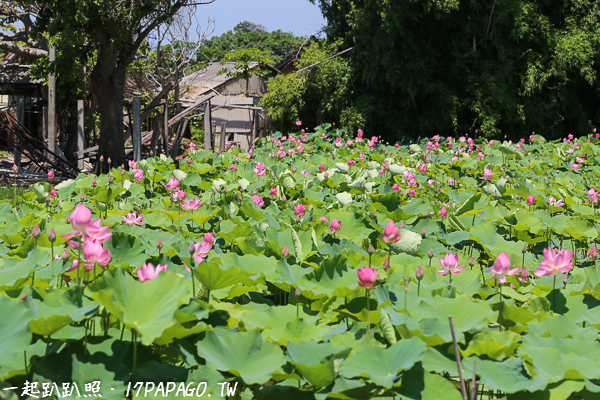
(217, 48, 274, 94)
(310, 0, 600, 140)
(197, 21, 306, 64)
(260, 39, 364, 132)
(3, 128, 600, 399)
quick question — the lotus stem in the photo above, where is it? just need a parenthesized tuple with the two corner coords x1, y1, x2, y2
(366, 289, 371, 333)
(449, 315, 469, 400)
(132, 330, 138, 374)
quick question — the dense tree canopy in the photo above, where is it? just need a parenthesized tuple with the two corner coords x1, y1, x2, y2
(260, 40, 361, 133)
(197, 21, 306, 64)
(309, 0, 600, 140)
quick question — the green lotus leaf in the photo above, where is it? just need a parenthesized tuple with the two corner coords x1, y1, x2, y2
(339, 336, 426, 388)
(85, 268, 191, 345)
(263, 318, 332, 345)
(0, 296, 33, 366)
(397, 367, 463, 400)
(196, 329, 286, 385)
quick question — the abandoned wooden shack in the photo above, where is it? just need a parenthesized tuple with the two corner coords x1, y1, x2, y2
(180, 62, 272, 151)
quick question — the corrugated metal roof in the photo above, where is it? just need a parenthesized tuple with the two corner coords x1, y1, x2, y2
(0, 64, 42, 85)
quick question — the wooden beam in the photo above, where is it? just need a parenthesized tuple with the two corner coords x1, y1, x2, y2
(15, 97, 23, 169)
(77, 100, 84, 170)
(48, 45, 56, 162)
(132, 97, 142, 161)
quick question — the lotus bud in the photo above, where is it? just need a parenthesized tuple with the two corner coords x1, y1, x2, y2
(416, 265, 424, 281)
(295, 287, 301, 297)
(61, 249, 70, 261)
(589, 244, 598, 261)
(30, 223, 41, 239)
(510, 283, 516, 290)
(282, 245, 290, 258)
(428, 248, 434, 259)
(563, 275, 568, 285)
(48, 171, 55, 179)
(188, 243, 196, 255)
(522, 245, 527, 254)
(421, 227, 426, 236)
(12, 164, 17, 172)
(367, 245, 374, 255)
(157, 239, 163, 250)
(92, 178, 97, 187)
(100, 155, 104, 161)
(399, 221, 404, 228)
(48, 228, 56, 243)
(404, 276, 411, 287)
(383, 258, 389, 270)
(469, 257, 475, 267)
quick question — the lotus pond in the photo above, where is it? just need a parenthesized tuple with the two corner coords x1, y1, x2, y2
(1, 126, 600, 400)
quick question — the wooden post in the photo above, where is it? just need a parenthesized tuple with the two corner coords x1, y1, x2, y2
(42, 106, 48, 147)
(219, 122, 227, 151)
(15, 97, 23, 169)
(150, 113, 162, 156)
(170, 118, 189, 162)
(132, 97, 142, 161)
(48, 46, 56, 162)
(204, 101, 212, 151)
(211, 121, 216, 151)
(162, 100, 169, 156)
(77, 100, 84, 170)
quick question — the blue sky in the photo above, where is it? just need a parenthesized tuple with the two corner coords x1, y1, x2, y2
(197, 0, 326, 38)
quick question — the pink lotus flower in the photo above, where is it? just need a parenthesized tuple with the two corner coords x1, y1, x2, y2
(70, 204, 92, 232)
(319, 216, 329, 223)
(83, 240, 112, 267)
(489, 252, 520, 284)
(48, 171, 54, 179)
(439, 207, 447, 218)
(517, 267, 529, 283)
(330, 219, 341, 233)
(270, 187, 278, 197)
(83, 219, 112, 243)
(526, 196, 535, 205)
(133, 169, 144, 183)
(357, 266, 377, 289)
(252, 195, 264, 208)
(347, 159, 355, 166)
(483, 169, 494, 180)
(282, 245, 290, 257)
(382, 220, 401, 243)
(171, 190, 187, 202)
(191, 240, 213, 263)
(166, 178, 180, 191)
(204, 233, 214, 245)
(534, 248, 574, 277)
(393, 183, 400, 192)
(49, 188, 57, 198)
(319, 164, 325, 171)
(437, 253, 466, 276)
(121, 211, 145, 225)
(181, 198, 202, 210)
(137, 263, 168, 282)
(294, 204, 306, 217)
(589, 244, 597, 261)
(296, 120, 302, 126)
(588, 189, 598, 204)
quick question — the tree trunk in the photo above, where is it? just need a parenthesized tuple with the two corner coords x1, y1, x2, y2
(90, 56, 128, 173)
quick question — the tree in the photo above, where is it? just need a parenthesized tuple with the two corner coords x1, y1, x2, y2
(197, 21, 306, 64)
(0, 2, 47, 59)
(218, 48, 273, 95)
(26, 0, 216, 171)
(259, 40, 362, 132)
(309, 0, 600, 140)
